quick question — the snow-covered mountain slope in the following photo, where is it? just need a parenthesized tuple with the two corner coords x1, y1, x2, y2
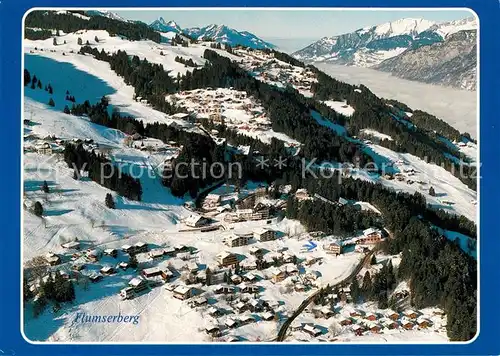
(375, 30, 477, 91)
(182, 24, 275, 50)
(86, 10, 131, 23)
(314, 62, 477, 138)
(430, 17, 478, 38)
(25, 30, 211, 78)
(149, 17, 182, 33)
(293, 17, 477, 68)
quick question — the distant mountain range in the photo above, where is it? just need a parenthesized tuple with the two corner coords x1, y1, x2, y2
(375, 29, 477, 91)
(85, 12, 275, 50)
(147, 17, 275, 50)
(293, 17, 477, 90)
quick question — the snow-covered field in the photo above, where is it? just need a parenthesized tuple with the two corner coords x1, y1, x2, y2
(315, 63, 477, 139)
(22, 29, 475, 343)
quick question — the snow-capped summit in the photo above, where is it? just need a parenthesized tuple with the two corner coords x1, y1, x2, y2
(369, 18, 435, 37)
(86, 10, 130, 23)
(293, 16, 475, 68)
(149, 17, 182, 33)
(430, 16, 477, 38)
(183, 24, 275, 49)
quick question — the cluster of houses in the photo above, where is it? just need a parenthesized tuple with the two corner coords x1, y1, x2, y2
(166, 87, 273, 133)
(167, 88, 269, 128)
(289, 306, 439, 340)
(233, 48, 317, 95)
(338, 308, 436, 336)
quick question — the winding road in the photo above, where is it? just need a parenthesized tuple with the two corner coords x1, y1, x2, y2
(276, 248, 377, 341)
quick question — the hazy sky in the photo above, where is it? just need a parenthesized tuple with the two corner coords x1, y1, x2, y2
(115, 9, 473, 40)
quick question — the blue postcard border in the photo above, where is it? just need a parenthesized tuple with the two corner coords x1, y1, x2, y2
(1, 0, 499, 355)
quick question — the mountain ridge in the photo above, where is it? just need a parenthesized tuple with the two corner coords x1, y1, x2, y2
(293, 16, 476, 67)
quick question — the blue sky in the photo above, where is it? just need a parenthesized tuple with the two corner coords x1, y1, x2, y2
(115, 9, 473, 39)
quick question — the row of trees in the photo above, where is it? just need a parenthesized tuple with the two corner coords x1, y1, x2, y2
(385, 218, 477, 341)
(286, 197, 382, 236)
(308, 65, 476, 190)
(63, 143, 143, 201)
(25, 272, 76, 317)
(25, 10, 161, 43)
(24, 69, 54, 94)
(174, 56, 197, 67)
(280, 164, 476, 340)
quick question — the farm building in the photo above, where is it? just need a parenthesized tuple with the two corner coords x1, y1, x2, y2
(294, 188, 309, 201)
(129, 277, 148, 292)
(185, 214, 209, 228)
(253, 227, 276, 242)
(121, 245, 135, 254)
(149, 249, 164, 259)
(134, 242, 148, 253)
(86, 249, 101, 262)
(323, 242, 342, 255)
(205, 325, 221, 336)
(269, 268, 286, 283)
(225, 318, 238, 329)
(385, 311, 400, 321)
(217, 251, 238, 267)
(261, 311, 275, 321)
(249, 246, 265, 257)
(62, 241, 80, 250)
(404, 310, 418, 319)
(103, 248, 117, 258)
(214, 285, 235, 294)
(356, 228, 383, 244)
(352, 324, 364, 336)
(99, 266, 115, 275)
(230, 274, 243, 285)
(173, 285, 193, 300)
(224, 233, 250, 248)
(161, 269, 174, 281)
(142, 267, 162, 278)
(189, 296, 208, 307)
(118, 262, 129, 270)
(303, 324, 322, 337)
(36, 142, 52, 155)
(45, 252, 61, 266)
(203, 194, 222, 208)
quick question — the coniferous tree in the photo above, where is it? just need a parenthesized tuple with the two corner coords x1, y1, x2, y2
(34, 201, 43, 217)
(31, 81, 36, 89)
(105, 193, 116, 209)
(32, 296, 47, 318)
(23, 277, 33, 302)
(53, 37, 57, 46)
(350, 277, 361, 304)
(129, 254, 138, 269)
(64, 105, 70, 114)
(205, 267, 212, 286)
(362, 271, 373, 299)
(42, 180, 49, 193)
(386, 260, 396, 289)
(429, 186, 436, 196)
(48, 98, 55, 107)
(371, 254, 377, 265)
(24, 69, 31, 86)
(37, 80, 42, 89)
(48, 84, 53, 94)
(94, 35, 99, 43)
(77, 37, 83, 45)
